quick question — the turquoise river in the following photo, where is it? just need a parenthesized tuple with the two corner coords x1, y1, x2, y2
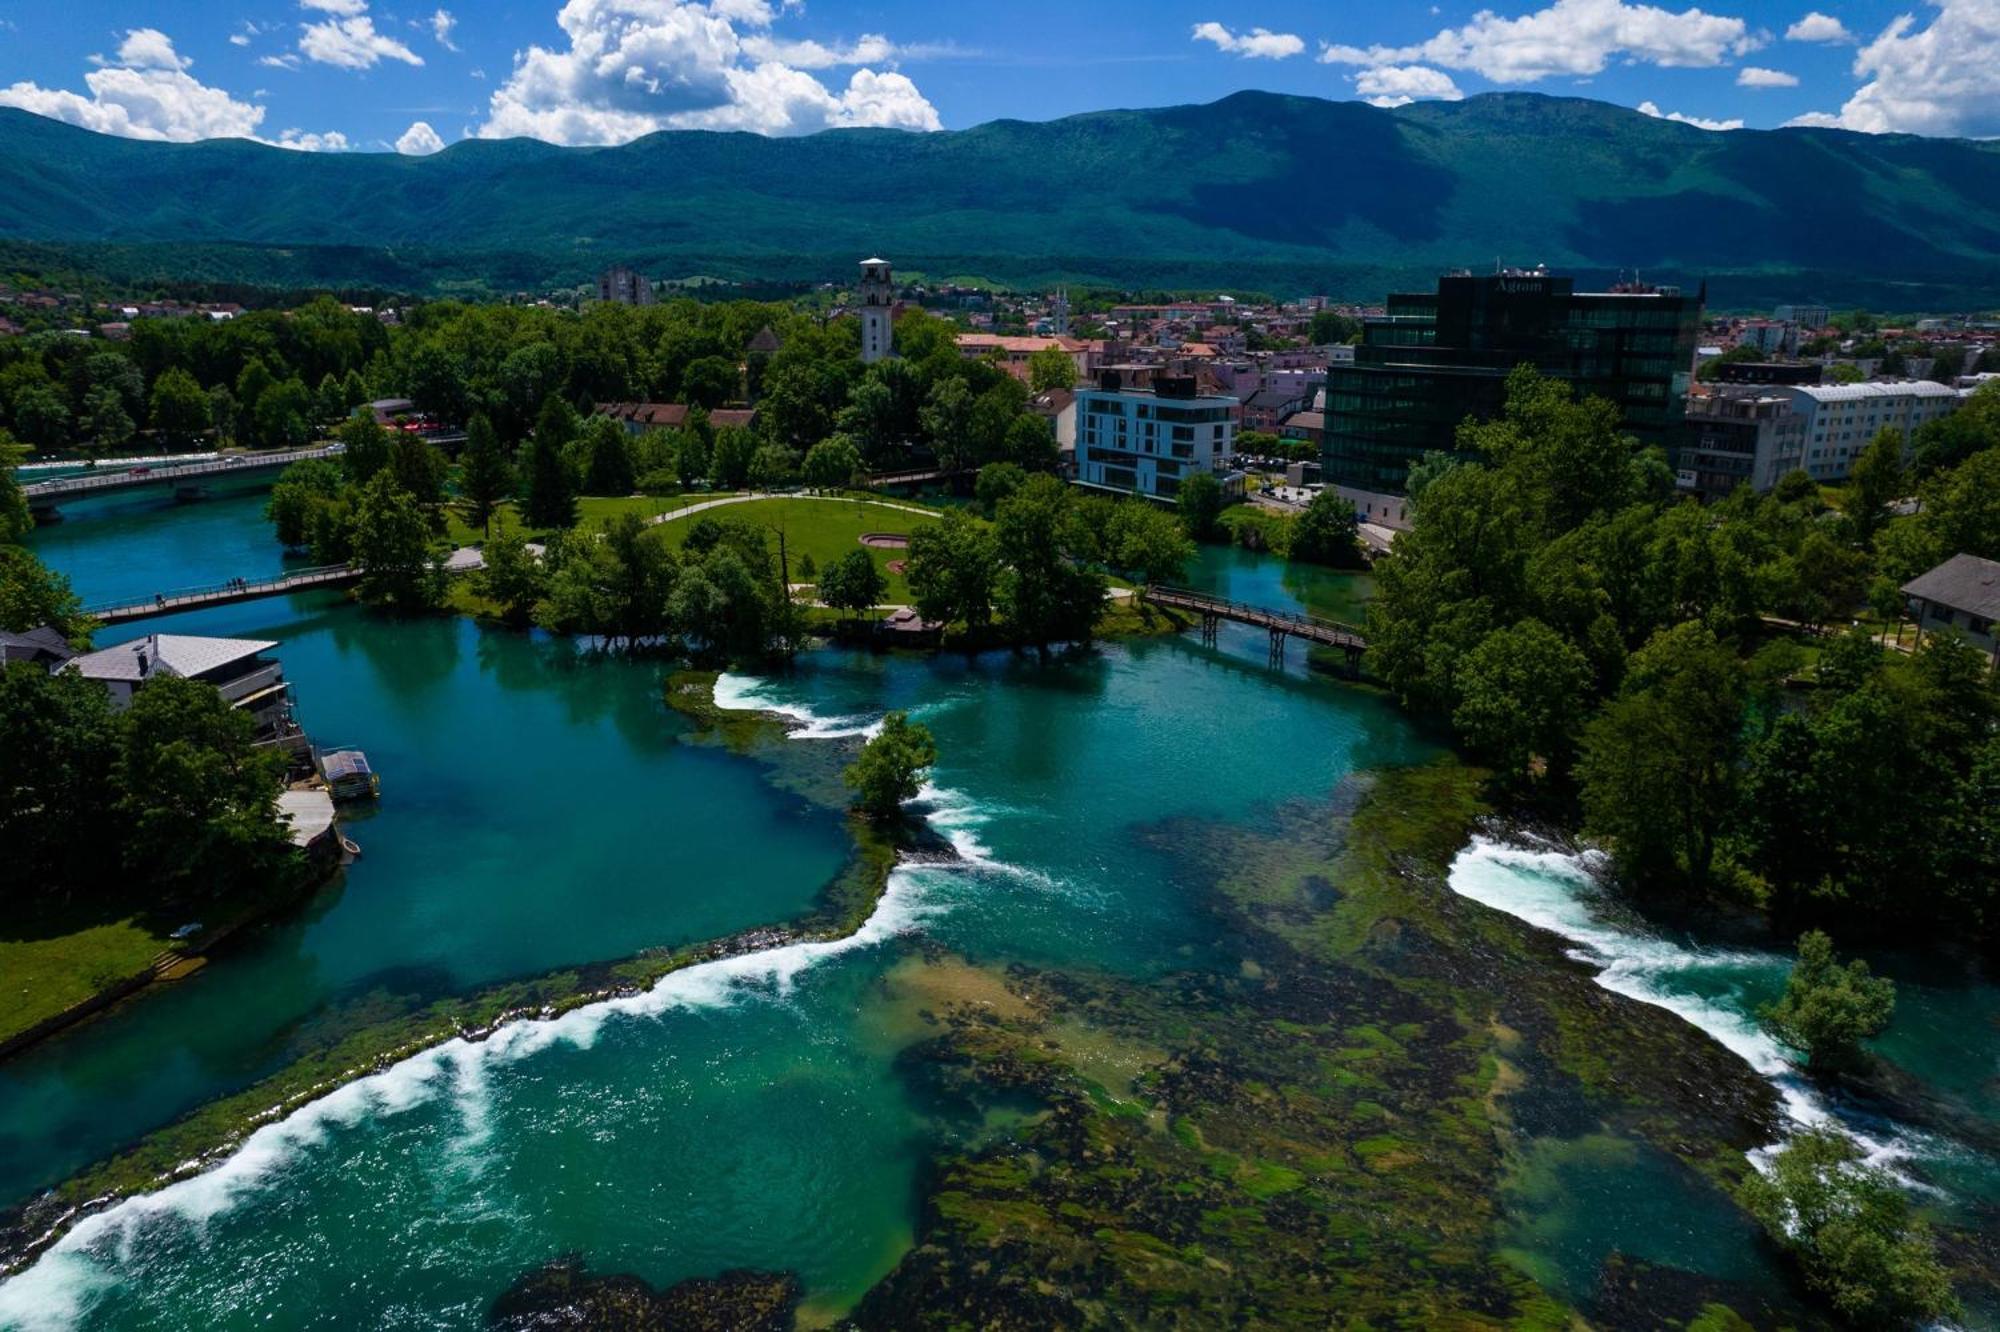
(1, 483, 1996, 1328)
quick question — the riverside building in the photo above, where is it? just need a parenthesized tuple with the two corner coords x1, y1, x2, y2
(1074, 372, 1241, 501)
(1324, 270, 1703, 502)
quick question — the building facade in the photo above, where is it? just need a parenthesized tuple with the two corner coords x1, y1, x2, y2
(1324, 271, 1703, 494)
(1784, 381, 1962, 482)
(1074, 375, 1239, 501)
(858, 258, 894, 364)
(597, 266, 654, 307)
(1678, 390, 1808, 497)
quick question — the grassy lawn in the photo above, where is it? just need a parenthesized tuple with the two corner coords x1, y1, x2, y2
(443, 494, 740, 547)
(654, 494, 948, 605)
(0, 912, 167, 1045)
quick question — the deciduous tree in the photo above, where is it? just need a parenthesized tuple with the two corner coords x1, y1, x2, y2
(843, 711, 937, 820)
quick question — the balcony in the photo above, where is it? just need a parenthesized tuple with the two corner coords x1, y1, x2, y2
(216, 662, 285, 706)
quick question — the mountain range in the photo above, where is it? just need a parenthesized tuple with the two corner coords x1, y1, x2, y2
(4, 90, 2000, 308)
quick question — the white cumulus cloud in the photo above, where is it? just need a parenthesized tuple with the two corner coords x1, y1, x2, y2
(300, 0, 370, 14)
(1354, 64, 1465, 107)
(300, 14, 425, 69)
(1319, 0, 1761, 82)
(1736, 65, 1799, 87)
(1637, 98, 1743, 130)
(1191, 22, 1306, 59)
(1784, 12, 1854, 43)
(1828, 1, 2000, 137)
(105, 28, 191, 72)
(432, 9, 459, 51)
(0, 28, 266, 141)
(272, 128, 352, 151)
(477, 0, 941, 143)
(397, 119, 447, 153)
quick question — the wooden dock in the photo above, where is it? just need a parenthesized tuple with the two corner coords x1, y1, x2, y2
(1143, 584, 1367, 669)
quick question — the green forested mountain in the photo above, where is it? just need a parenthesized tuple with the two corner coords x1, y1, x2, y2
(5, 90, 2000, 305)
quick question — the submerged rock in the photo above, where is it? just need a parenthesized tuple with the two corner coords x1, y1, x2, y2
(488, 1256, 800, 1331)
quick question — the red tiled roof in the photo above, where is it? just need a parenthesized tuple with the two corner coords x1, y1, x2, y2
(597, 403, 759, 430)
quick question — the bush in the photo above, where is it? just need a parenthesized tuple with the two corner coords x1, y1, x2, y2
(843, 712, 937, 820)
(1740, 1129, 1958, 1327)
(637, 467, 682, 497)
(1761, 931, 1895, 1071)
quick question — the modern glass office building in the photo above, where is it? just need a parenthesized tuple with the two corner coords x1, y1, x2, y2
(1324, 271, 1703, 493)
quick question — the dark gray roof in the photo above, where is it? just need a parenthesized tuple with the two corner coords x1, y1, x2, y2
(1242, 387, 1305, 412)
(1902, 553, 2000, 619)
(0, 625, 74, 665)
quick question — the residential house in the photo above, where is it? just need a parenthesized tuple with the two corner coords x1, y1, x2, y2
(1902, 553, 2000, 658)
(595, 402, 759, 434)
(0, 626, 75, 668)
(65, 635, 294, 737)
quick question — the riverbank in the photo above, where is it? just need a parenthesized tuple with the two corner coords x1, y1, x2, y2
(0, 672, 907, 1276)
(0, 815, 340, 1059)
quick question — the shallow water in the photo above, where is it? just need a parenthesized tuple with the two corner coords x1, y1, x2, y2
(1447, 835, 2000, 1312)
(6, 502, 1995, 1328)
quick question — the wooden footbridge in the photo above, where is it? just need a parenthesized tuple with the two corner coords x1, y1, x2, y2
(86, 565, 363, 625)
(1143, 585, 1367, 670)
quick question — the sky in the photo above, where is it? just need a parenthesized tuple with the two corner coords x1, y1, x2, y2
(0, 1, 1994, 155)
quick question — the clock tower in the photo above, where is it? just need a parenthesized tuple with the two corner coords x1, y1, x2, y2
(858, 257, 894, 364)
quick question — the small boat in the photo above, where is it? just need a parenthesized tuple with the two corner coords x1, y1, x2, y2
(319, 749, 382, 802)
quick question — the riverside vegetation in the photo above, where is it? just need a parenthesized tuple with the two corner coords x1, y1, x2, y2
(1364, 365, 2000, 1323)
(3, 297, 1995, 1324)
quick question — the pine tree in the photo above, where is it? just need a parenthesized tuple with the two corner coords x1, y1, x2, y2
(522, 395, 578, 530)
(458, 413, 513, 536)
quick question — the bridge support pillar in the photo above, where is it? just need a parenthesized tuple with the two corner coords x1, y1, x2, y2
(1268, 628, 1287, 669)
(29, 502, 60, 526)
(1200, 611, 1219, 648)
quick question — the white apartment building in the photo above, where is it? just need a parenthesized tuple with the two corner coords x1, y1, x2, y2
(1075, 376, 1239, 501)
(1785, 381, 1963, 481)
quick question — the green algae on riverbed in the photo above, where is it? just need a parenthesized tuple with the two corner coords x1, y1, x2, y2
(851, 764, 1800, 1328)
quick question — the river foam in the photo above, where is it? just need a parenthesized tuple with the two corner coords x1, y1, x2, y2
(1447, 835, 1941, 1176)
(713, 672, 885, 739)
(0, 677, 1026, 1331)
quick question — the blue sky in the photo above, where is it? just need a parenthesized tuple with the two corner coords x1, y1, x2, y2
(0, 1, 1994, 153)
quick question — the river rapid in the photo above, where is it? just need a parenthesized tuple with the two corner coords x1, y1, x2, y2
(3, 498, 1996, 1327)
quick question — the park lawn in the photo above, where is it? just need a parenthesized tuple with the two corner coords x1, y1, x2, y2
(654, 494, 949, 605)
(0, 913, 168, 1046)
(443, 494, 711, 548)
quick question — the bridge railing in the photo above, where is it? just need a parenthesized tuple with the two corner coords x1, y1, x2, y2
(86, 565, 358, 618)
(22, 445, 345, 498)
(1143, 585, 1367, 642)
